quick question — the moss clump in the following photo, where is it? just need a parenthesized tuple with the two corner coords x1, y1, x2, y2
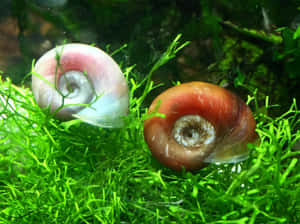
(0, 35, 300, 223)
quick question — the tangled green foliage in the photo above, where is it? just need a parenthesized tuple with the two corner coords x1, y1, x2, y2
(0, 35, 299, 223)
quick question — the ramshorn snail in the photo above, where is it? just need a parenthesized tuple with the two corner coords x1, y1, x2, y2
(143, 82, 258, 171)
(32, 43, 129, 128)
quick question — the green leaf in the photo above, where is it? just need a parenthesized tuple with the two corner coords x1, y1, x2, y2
(293, 26, 300, 39)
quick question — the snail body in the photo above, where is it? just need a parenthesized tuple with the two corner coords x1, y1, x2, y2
(143, 82, 257, 171)
(32, 43, 129, 128)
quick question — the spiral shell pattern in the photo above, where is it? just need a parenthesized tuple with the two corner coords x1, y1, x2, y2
(143, 82, 258, 171)
(32, 43, 129, 128)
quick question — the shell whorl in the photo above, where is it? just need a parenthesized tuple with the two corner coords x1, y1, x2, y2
(57, 70, 94, 113)
(172, 115, 216, 147)
(32, 43, 129, 127)
(143, 82, 258, 171)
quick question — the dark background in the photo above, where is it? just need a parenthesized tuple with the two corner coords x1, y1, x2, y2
(0, 0, 299, 115)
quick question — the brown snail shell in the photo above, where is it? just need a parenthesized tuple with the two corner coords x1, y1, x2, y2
(143, 82, 258, 171)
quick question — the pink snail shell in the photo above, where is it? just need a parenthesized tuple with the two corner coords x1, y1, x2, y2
(32, 43, 129, 128)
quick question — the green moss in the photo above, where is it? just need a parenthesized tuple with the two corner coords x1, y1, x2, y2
(0, 35, 300, 223)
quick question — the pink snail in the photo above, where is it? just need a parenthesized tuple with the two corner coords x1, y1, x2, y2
(143, 82, 258, 171)
(32, 43, 129, 128)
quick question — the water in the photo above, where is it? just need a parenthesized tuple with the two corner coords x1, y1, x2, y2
(0, 0, 299, 110)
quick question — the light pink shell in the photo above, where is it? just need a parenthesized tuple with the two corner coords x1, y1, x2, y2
(32, 43, 129, 127)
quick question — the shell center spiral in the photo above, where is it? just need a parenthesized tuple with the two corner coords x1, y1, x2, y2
(172, 114, 216, 147)
(58, 70, 94, 104)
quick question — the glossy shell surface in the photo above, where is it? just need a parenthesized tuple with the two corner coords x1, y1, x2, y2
(32, 43, 129, 127)
(143, 82, 257, 171)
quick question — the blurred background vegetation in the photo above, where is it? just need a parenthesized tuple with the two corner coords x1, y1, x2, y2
(0, 0, 299, 115)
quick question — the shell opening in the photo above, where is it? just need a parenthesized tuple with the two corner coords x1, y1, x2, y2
(172, 115, 216, 147)
(58, 70, 94, 104)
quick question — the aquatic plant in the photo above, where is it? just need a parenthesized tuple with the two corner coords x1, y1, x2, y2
(0, 35, 299, 223)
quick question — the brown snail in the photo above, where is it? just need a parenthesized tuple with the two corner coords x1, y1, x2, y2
(32, 43, 129, 128)
(143, 82, 258, 171)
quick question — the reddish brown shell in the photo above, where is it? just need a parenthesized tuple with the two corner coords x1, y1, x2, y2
(143, 82, 257, 171)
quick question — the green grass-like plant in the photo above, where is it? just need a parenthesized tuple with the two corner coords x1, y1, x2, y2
(0, 35, 299, 223)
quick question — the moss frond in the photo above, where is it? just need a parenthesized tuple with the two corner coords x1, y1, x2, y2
(0, 35, 299, 223)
